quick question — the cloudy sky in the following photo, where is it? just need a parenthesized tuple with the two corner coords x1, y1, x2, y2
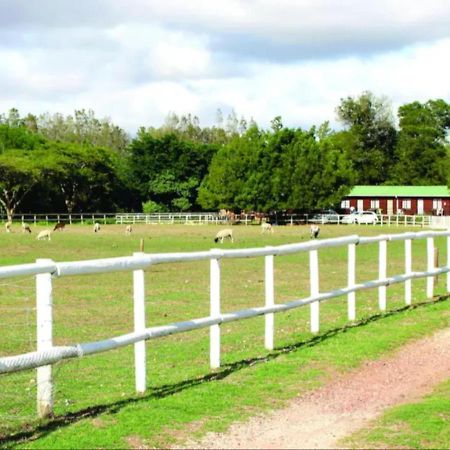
(1, 0, 449, 133)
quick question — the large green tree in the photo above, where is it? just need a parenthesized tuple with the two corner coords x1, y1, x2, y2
(42, 142, 128, 213)
(128, 131, 217, 211)
(198, 125, 264, 210)
(390, 100, 450, 185)
(0, 150, 47, 220)
(0, 121, 48, 219)
(198, 122, 355, 212)
(336, 91, 397, 184)
(275, 128, 354, 211)
(36, 109, 130, 154)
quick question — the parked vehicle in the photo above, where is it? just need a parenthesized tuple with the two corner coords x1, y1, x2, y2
(341, 211, 358, 224)
(309, 209, 340, 224)
(342, 210, 379, 224)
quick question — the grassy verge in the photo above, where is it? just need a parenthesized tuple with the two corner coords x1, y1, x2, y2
(342, 379, 450, 449)
(0, 223, 449, 448)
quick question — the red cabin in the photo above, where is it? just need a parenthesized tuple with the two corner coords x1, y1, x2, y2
(341, 186, 450, 216)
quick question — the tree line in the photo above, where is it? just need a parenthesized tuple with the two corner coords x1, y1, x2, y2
(0, 92, 449, 221)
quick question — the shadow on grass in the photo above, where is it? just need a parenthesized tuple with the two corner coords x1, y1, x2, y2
(1, 295, 448, 448)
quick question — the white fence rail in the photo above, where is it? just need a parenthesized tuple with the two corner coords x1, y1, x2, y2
(309, 213, 433, 227)
(1, 212, 438, 227)
(115, 212, 221, 225)
(1, 230, 450, 418)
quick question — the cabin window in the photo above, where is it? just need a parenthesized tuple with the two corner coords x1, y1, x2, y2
(370, 199, 379, 209)
(433, 199, 442, 210)
(402, 199, 411, 209)
(341, 199, 350, 208)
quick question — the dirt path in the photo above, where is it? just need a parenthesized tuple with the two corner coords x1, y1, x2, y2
(182, 328, 450, 449)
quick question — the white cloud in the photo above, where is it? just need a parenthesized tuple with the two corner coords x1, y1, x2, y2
(0, 1, 449, 133)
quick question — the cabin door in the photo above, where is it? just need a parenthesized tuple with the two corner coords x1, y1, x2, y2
(417, 199, 424, 215)
(387, 200, 394, 215)
(357, 199, 364, 212)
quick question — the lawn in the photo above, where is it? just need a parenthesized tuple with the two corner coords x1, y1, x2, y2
(342, 379, 450, 449)
(0, 222, 449, 448)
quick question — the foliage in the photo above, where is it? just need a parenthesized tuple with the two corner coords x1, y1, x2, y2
(198, 124, 263, 210)
(142, 199, 168, 213)
(36, 109, 130, 154)
(198, 123, 355, 212)
(41, 142, 129, 213)
(0, 121, 44, 153)
(0, 149, 47, 220)
(128, 131, 217, 212)
(1, 96, 450, 216)
(390, 100, 450, 185)
(336, 91, 397, 184)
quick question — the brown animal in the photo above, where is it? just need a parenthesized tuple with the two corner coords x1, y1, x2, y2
(53, 222, 65, 231)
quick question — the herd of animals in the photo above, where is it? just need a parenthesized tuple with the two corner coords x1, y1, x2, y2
(3, 220, 321, 242)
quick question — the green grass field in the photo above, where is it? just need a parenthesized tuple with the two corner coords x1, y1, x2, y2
(342, 379, 450, 448)
(0, 223, 449, 448)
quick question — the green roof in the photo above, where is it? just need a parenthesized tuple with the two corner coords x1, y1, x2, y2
(348, 185, 450, 197)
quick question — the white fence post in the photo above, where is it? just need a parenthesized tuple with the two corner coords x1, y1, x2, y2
(427, 237, 434, 298)
(36, 259, 54, 418)
(133, 252, 146, 394)
(378, 239, 387, 311)
(447, 235, 450, 293)
(405, 239, 412, 305)
(309, 249, 319, 333)
(347, 243, 356, 321)
(210, 253, 221, 369)
(265, 251, 274, 350)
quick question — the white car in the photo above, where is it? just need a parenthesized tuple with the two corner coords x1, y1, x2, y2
(342, 211, 379, 224)
(341, 211, 358, 224)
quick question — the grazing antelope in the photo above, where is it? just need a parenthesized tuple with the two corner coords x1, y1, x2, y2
(22, 222, 32, 233)
(310, 224, 320, 239)
(261, 222, 274, 234)
(53, 222, 65, 231)
(36, 229, 51, 241)
(214, 228, 234, 243)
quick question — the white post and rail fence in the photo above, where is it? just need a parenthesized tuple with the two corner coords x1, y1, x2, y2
(1, 230, 450, 419)
(1, 212, 447, 227)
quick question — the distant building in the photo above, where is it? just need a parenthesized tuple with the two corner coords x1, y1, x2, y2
(341, 186, 450, 215)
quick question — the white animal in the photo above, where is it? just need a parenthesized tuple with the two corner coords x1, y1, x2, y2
(36, 229, 51, 240)
(261, 222, 274, 234)
(125, 225, 132, 235)
(214, 228, 234, 243)
(5, 221, 12, 233)
(93, 222, 101, 233)
(310, 224, 320, 239)
(22, 222, 32, 233)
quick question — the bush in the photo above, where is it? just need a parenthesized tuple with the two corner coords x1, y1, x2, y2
(142, 200, 168, 213)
